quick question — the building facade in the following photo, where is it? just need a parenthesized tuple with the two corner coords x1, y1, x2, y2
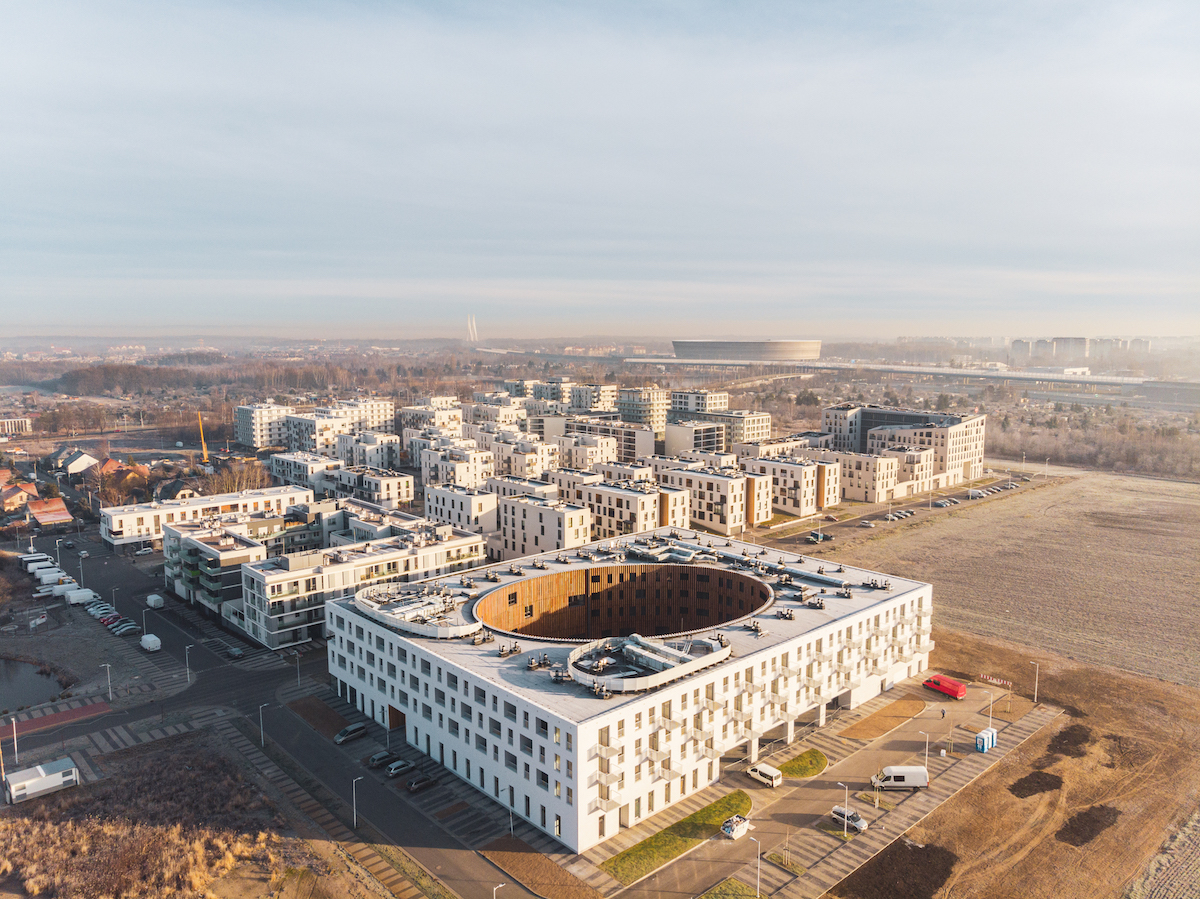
(235, 403, 294, 448)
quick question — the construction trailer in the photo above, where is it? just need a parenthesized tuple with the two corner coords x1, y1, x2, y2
(3, 757, 80, 804)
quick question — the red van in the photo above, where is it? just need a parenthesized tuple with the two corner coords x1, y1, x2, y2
(923, 674, 967, 700)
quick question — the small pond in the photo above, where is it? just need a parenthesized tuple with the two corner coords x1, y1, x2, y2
(0, 658, 64, 711)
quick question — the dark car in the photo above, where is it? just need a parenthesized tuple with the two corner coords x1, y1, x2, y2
(64, 541, 75, 549)
(367, 750, 398, 769)
(406, 773, 437, 793)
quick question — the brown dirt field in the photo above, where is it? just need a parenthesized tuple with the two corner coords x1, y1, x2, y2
(288, 695, 348, 739)
(831, 628, 1200, 899)
(806, 472, 1200, 688)
(838, 697, 926, 740)
(481, 836, 602, 899)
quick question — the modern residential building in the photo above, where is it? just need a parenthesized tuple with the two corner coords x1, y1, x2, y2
(162, 523, 266, 617)
(421, 444, 495, 490)
(732, 432, 831, 460)
(740, 457, 840, 516)
(496, 495, 592, 560)
(653, 468, 771, 536)
(552, 434, 618, 471)
(325, 528, 931, 853)
(336, 431, 403, 470)
(532, 378, 576, 404)
(398, 404, 464, 436)
(822, 404, 986, 481)
(242, 519, 484, 648)
(326, 467, 415, 511)
(578, 480, 689, 541)
(286, 400, 396, 458)
(679, 410, 771, 451)
(540, 468, 605, 504)
(235, 403, 294, 448)
(664, 421, 725, 456)
(484, 476, 559, 501)
(100, 487, 315, 549)
(569, 384, 619, 413)
(271, 452, 344, 494)
(424, 485, 499, 535)
(617, 387, 671, 438)
(566, 418, 656, 464)
(594, 461, 654, 483)
(670, 390, 729, 413)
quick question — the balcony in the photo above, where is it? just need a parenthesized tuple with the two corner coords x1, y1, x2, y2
(898, 646, 915, 662)
(701, 744, 722, 759)
(780, 665, 801, 677)
(865, 646, 884, 660)
(661, 714, 686, 731)
(917, 640, 936, 654)
(589, 795, 622, 813)
(731, 707, 754, 723)
(871, 626, 888, 640)
(703, 697, 726, 713)
(646, 747, 670, 763)
(814, 651, 832, 666)
(802, 676, 821, 690)
(766, 691, 788, 706)
(742, 681, 765, 695)
(595, 769, 621, 787)
(593, 743, 620, 760)
(917, 624, 932, 636)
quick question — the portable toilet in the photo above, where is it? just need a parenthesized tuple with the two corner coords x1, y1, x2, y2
(975, 731, 988, 753)
(982, 727, 997, 750)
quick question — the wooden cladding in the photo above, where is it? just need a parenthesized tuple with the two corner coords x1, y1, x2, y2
(475, 564, 770, 641)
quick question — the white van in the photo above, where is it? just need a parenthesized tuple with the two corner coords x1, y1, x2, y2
(145, 594, 164, 609)
(871, 765, 929, 791)
(747, 763, 783, 788)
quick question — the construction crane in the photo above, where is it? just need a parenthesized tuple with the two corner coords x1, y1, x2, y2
(197, 412, 209, 464)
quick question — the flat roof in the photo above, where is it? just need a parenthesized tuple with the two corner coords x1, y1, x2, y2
(333, 528, 927, 724)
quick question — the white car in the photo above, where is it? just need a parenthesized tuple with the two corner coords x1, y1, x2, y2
(134, 547, 154, 556)
(831, 805, 868, 833)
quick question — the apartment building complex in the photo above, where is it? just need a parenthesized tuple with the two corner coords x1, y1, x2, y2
(565, 418, 656, 464)
(677, 410, 771, 450)
(424, 485, 499, 535)
(740, 457, 840, 516)
(496, 495, 592, 561)
(569, 384, 619, 412)
(654, 467, 771, 536)
(664, 421, 725, 456)
(336, 431, 402, 470)
(578, 480, 689, 541)
(286, 399, 396, 457)
(670, 390, 729, 413)
(235, 403, 294, 448)
(552, 434, 618, 470)
(616, 387, 671, 438)
(325, 529, 932, 853)
(822, 404, 986, 482)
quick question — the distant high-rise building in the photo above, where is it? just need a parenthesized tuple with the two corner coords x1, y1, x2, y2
(1051, 337, 1089, 359)
(1010, 339, 1032, 358)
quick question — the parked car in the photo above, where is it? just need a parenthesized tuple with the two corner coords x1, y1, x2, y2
(225, 644, 245, 659)
(831, 805, 868, 833)
(113, 623, 141, 636)
(134, 547, 153, 556)
(367, 750, 398, 769)
(824, 515, 837, 522)
(99, 614, 122, 626)
(386, 759, 416, 778)
(106, 618, 133, 631)
(859, 521, 875, 528)
(89, 608, 117, 619)
(406, 773, 437, 793)
(78, 550, 89, 559)
(63, 541, 75, 549)
(334, 723, 367, 745)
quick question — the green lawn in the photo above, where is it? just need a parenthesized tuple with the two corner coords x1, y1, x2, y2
(600, 791, 753, 885)
(780, 748, 827, 778)
(816, 821, 856, 842)
(699, 878, 760, 899)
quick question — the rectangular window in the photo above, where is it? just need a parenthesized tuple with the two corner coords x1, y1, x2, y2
(520, 735, 533, 756)
(505, 752, 518, 772)
(535, 718, 549, 738)
(537, 770, 549, 790)
(504, 701, 517, 721)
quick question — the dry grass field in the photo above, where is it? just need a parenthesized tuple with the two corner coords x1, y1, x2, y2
(837, 697, 925, 740)
(817, 473, 1200, 688)
(785, 471, 1200, 899)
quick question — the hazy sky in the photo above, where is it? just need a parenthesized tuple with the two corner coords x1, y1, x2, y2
(3, 1, 1197, 340)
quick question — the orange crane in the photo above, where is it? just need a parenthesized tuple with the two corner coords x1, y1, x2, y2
(197, 412, 209, 464)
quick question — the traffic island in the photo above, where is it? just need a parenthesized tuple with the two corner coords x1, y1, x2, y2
(780, 748, 827, 778)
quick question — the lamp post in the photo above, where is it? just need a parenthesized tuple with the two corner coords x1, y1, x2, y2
(984, 690, 994, 731)
(1030, 661, 1040, 704)
(55, 538, 62, 566)
(78, 555, 85, 588)
(10, 718, 17, 765)
(837, 782, 849, 835)
(100, 663, 112, 701)
(749, 836, 761, 898)
(259, 703, 269, 747)
(142, 608, 149, 633)
(185, 644, 194, 684)
(295, 651, 301, 689)
(493, 885, 505, 899)
(352, 776, 364, 829)
(919, 730, 929, 770)
(111, 586, 118, 606)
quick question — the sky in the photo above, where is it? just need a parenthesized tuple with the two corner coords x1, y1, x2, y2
(2, 1, 1198, 341)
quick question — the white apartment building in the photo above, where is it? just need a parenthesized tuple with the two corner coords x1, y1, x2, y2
(336, 431, 403, 470)
(541, 468, 605, 504)
(424, 485, 499, 535)
(653, 468, 771, 536)
(243, 520, 484, 649)
(532, 378, 576, 404)
(162, 523, 266, 616)
(421, 445, 496, 490)
(678, 451, 738, 469)
(100, 486, 315, 549)
(879, 446, 935, 497)
(553, 434, 618, 470)
(594, 461, 654, 483)
(325, 530, 933, 853)
(463, 399, 528, 429)
(741, 457, 841, 516)
(566, 418, 656, 464)
(327, 467, 415, 511)
(569, 384, 619, 412)
(670, 390, 729, 413)
(664, 421, 725, 456)
(824, 452, 899, 504)
(679, 410, 771, 450)
(496, 495, 592, 561)
(617, 387, 671, 438)
(286, 401, 395, 458)
(484, 476, 559, 501)
(235, 403, 294, 448)
(403, 427, 467, 463)
(399, 405, 464, 437)
(823, 404, 986, 482)
(480, 433, 560, 481)
(580, 480, 689, 541)
(732, 432, 831, 460)
(271, 452, 344, 494)
(0, 417, 33, 436)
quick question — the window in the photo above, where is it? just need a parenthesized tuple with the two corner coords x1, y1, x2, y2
(504, 702, 517, 722)
(520, 735, 533, 756)
(536, 718, 549, 738)
(537, 770, 549, 790)
(505, 752, 517, 772)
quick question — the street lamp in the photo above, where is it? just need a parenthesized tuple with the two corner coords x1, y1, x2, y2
(78, 555, 85, 588)
(984, 690, 994, 731)
(259, 702, 269, 747)
(836, 782, 849, 836)
(352, 776, 364, 829)
(1030, 661, 1040, 704)
(142, 608, 149, 633)
(55, 538, 62, 566)
(919, 730, 929, 770)
(749, 836, 761, 898)
(100, 663, 112, 702)
(10, 718, 18, 764)
(294, 651, 301, 689)
(493, 885, 505, 899)
(111, 586, 118, 606)
(185, 644, 194, 684)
